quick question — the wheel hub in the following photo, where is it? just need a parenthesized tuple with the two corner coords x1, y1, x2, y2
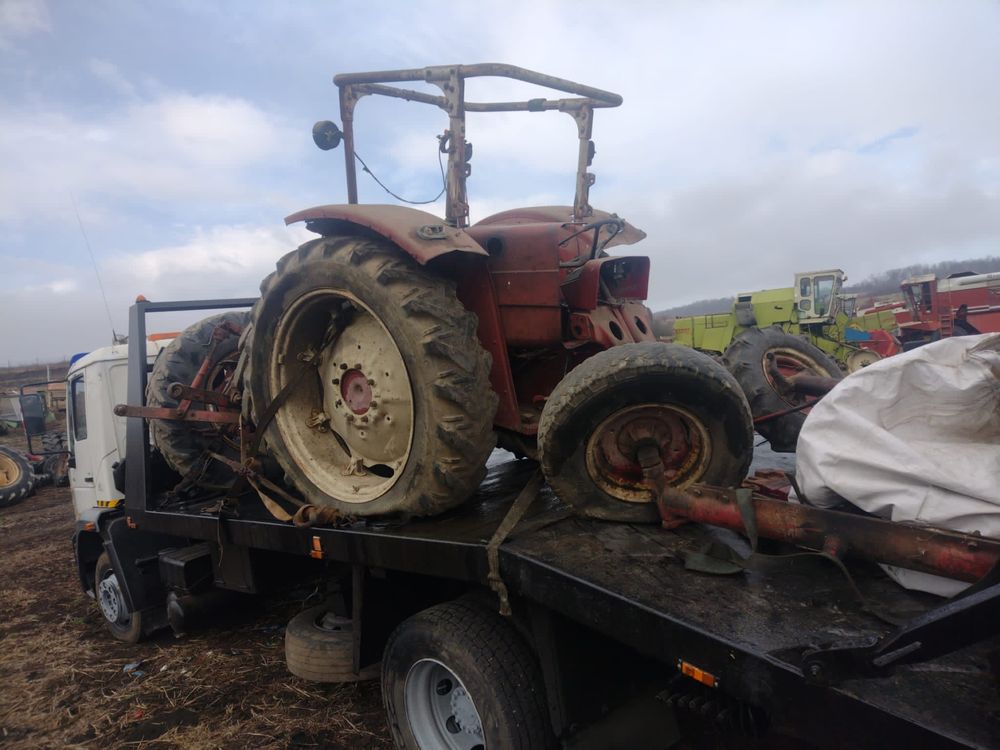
(405, 659, 485, 750)
(97, 574, 126, 624)
(586, 403, 711, 502)
(271, 289, 415, 503)
(762, 347, 827, 408)
(340, 369, 373, 414)
(0, 454, 21, 487)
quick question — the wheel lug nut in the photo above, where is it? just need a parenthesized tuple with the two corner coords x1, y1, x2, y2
(340, 363, 347, 370)
(367, 378, 375, 386)
(332, 378, 340, 385)
(361, 416, 369, 423)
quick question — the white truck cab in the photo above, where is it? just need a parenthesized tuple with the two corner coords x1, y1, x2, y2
(65, 340, 170, 518)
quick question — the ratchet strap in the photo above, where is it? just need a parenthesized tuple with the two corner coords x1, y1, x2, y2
(487, 470, 544, 617)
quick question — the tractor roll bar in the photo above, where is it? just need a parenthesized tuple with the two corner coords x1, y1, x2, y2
(332, 63, 623, 227)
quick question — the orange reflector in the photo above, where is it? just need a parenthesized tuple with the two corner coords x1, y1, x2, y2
(310, 536, 324, 559)
(83, 521, 96, 532)
(678, 659, 718, 688)
(148, 332, 180, 341)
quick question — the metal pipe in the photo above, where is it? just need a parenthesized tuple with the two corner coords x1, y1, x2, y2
(655, 484, 1000, 583)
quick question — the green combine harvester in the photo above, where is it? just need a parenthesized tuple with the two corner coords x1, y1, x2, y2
(654, 270, 900, 452)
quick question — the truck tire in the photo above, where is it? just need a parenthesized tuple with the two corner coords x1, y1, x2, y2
(94, 552, 143, 643)
(722, 327, 841, 453)
(284, 605, 379, 683)
(0, 447, 34, 506)
(538, 342, 753, 523)
(245, 235, 497, 518)
(146, 311, 248, 489)
(41, 431, 69, 486)
(382, 598, 554, 750)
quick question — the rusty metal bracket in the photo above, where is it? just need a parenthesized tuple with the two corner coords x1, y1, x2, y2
(113, 403, 240, 424)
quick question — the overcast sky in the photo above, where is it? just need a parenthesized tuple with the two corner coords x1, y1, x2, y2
(2, 0, 998, 363)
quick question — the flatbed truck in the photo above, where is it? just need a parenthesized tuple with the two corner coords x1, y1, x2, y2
(31, 297, 1000, 750)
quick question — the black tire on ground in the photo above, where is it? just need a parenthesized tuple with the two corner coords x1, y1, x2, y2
(284, 605, 379, 683)
(245, 235, 497, 518)
(0, 447, 34, 506)
(382, 598, 555, 750)
(146, 311, 248, 488)
(94, 552, 143, 643)
(722, 327, 842, 453)
(41, 431, 69, 486)
(538, 342, 754, 522)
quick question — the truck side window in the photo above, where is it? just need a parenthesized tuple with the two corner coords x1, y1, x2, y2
(799, 277, 812, 297)
(71, 377, 87, 441)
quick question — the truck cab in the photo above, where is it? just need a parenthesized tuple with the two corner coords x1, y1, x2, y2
(63, 341, 170, 518)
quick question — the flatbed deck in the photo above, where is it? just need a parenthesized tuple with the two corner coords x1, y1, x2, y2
(131, 456, 1000, 749)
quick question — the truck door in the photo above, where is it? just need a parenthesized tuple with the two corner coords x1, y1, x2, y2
(68, 372, 97, 510)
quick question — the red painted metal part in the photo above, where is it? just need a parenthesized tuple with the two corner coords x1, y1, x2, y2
(858, 329, 901, 359)
(286, 204, 488, 264)
(113, 404, 240, 424)
(654, 483, 1000, 583)
(341, 369, 373, 414)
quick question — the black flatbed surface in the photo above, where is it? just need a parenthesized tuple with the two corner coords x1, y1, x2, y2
(140, 456, 1000, 748)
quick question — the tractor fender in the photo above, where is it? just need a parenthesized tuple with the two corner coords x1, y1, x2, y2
(285, 204, 488, 265)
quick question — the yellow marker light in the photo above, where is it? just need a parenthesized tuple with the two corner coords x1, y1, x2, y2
(678, 659, 719, 688)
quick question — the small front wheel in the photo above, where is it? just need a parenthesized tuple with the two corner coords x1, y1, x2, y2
(94, 552, 143, 643)
(382, 599, 554, 750)
(538, 342, 753, 522)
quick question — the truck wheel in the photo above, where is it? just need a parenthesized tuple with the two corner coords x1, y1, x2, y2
(146, 311, 248, 488)
(246, 235, 497, 517)
(382, 599, 554, 750)
(41, 432, 69, 486)
(722, 327, 841, 453)
(538, 343, 753, 522)
(0, 447, 34, 506)
(94, 552, 143, 643)
(284, 605, 379, 682)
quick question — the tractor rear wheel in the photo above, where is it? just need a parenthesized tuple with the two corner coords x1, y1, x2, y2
(538, 343, 753, 522)
(147, 311, 247, 489)
(722, 327, 841, 453)
(246, 235, 497, 517)
(0, 447, 34, 506)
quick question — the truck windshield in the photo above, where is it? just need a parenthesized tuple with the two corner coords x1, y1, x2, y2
(814, 275, 835, 316)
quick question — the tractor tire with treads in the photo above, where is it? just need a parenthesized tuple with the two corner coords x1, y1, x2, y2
(246, 235, 497, 518)
(539, 342, 753, 522)
(146, 311, 248, 489)
(722, 327, 841, 453)
(0, 447, 34, 506)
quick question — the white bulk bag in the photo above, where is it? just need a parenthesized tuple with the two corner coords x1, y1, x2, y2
(795, 333, 1000, 596)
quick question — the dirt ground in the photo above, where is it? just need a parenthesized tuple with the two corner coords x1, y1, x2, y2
(0, 428, 393, 749)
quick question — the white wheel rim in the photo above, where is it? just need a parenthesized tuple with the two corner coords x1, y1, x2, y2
(98, 572, 127, 624)
(270, 289, 414, 503)
(405, 658, 485, 750)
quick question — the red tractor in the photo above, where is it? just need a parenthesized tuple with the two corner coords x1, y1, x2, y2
(153, 65, 754, 522)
